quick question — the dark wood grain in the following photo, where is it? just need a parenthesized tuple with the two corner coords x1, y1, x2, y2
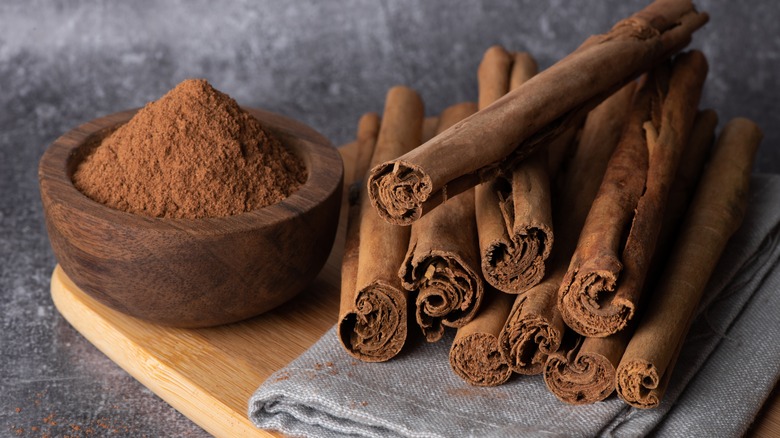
(39, 108, 343, 328)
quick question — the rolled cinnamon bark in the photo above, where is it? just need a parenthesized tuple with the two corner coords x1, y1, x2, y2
(399, 102, 482, 343)
(338, 86, 424, 362)
(655, 108, 719, 259)
(538, 56, 579, 183)
(558, 51, 708, 337)
(449, 286, 514, 386)
(339, 113, 380, 341)
(347, 115, 381, 202)
(545, 334, 624, 405)
(475, 48, 554, 294)
(546, 126, 578, 182)
(616, 118, 761, 409)
(544, 107, 718, 404)
(473, 46, 513, 293)
(501, 82, 636, 376)
(555, 82, 639, 226)
(422, 116, 439, 146)
(499, 282, 563, 375)
(367, 0, 708, 225)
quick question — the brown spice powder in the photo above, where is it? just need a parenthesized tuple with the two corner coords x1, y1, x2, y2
(73, 78, 307, 219)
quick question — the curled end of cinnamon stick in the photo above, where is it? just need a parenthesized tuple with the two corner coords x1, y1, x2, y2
(615, 359, 660, 409)
(499, 291, 563, 375)
(449, 332, 512, 386)
(499, 315, 560, 375)
(559, 257, 634, 337)
(338, 281, 408, 362)
(406, 254, 483, 342)
(482, 224, 552, 293)
(368, 160, 432, 225)
(544, 350, 616, 405)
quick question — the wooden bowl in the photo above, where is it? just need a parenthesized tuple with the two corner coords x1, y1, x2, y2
(39, 108, 343, 328)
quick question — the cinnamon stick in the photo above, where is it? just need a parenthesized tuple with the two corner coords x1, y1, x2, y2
(399, 102, 482, 343)
(339, 113, 380, 341)
(475, 48, 554, 294)
(449, 286, 514, 386)
(656, 108, 719, 259)
(616, 117, 761, 409)
(558, 51, 708, 337)
(367, 0, 708, 225)
(500, 82, 636, 376)
(422, 116, 439, 146)
(347, 116, 381, 203)
(543, 107, 718, 404)
(338, 86, 424, 362)
(499, 281, 564, 376)
(545, 334, 623, 404)
(545, 125, 578, 182)
(473, 47, 513, 296)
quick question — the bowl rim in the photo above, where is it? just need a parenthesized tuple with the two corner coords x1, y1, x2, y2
(38, 107, 343, 234)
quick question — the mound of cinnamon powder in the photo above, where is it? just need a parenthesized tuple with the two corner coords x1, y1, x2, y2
(73, 78, 307, 219)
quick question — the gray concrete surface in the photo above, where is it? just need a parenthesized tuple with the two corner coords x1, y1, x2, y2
(2, 1, 778, 436)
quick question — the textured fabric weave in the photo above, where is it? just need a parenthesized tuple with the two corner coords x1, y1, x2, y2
(249, 174, 780, 438)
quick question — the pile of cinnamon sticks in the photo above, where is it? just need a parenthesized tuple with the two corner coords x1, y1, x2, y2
(337, 0, 763, 408)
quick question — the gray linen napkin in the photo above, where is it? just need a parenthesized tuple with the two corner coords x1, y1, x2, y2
(249, 174, 780, 438)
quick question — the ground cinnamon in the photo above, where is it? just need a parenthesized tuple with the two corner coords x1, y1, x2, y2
(73, 78, 306, 219)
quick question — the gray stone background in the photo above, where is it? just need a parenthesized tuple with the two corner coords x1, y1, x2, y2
(1, 1, 778, 436)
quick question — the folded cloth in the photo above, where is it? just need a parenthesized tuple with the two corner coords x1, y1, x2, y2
(249, 174, 780, 438)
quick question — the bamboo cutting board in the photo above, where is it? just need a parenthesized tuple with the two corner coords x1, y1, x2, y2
(50, 143, 779, 437)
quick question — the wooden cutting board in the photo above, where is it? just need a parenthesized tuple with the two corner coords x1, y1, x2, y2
(50, 143, 779, 437)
